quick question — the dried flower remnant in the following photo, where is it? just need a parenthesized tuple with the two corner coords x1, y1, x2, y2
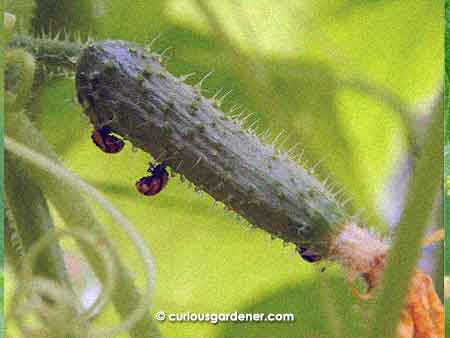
(396, 270, 443, 338)
(331, 225, 443, 338)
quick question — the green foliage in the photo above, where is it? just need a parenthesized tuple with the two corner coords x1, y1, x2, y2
(31, 0, 95, 37)
(215, 272, 370, 338)
(445, 2, 450, 337)
(5, 0, 34, 33)
(6, 1, 444, 338)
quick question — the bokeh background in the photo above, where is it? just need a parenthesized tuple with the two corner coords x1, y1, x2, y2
(6, 1, 444, 337)
(445, 0, 450, 333)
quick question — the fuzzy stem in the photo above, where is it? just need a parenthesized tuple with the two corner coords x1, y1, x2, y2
(9, 34, 83, 71)
(76, 40, 349, 256)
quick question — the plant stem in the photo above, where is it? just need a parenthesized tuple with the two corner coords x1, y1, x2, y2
(5, 206, 22, 272)
(9, 34, 83, 71)
(368, 94, 442, 338)
(5, 152, 71, 286)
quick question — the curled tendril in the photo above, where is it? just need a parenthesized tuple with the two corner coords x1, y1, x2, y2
(6, 136, 157, 338)
(10, 228, 116, 337)
(12, 277, 86, 338)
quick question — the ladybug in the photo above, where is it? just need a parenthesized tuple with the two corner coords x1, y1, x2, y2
(136, 162, 169, 196)
(296, 246, 321, 263)
(91, 127, 125, 154)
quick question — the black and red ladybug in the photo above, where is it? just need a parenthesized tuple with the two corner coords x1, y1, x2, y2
(91, 127, 125, 154)
(136, 162, 169, 196)
(296, 246, 321, 263)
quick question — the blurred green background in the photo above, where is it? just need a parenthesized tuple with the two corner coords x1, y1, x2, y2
(445, 0, 450, 335)
(6, 1, 443, 337)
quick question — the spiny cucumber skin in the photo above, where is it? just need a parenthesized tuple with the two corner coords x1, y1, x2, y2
(75, 40, 348, 257)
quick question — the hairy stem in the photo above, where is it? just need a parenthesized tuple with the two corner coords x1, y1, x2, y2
(9, 34, 83, 71)
(76, 40, 349, 256)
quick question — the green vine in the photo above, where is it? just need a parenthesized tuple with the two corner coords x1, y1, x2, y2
(5, 13, 162, 338)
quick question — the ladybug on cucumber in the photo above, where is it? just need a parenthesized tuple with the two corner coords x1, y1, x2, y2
(136, 162, 169, 196)
(91, 127, 125, 154)
(296, 246, 321, 263)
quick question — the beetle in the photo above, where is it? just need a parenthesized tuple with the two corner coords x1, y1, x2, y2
(136, 162, 169, 196)
(91, 127, 125, 153)
(296, 246, 322, 263)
